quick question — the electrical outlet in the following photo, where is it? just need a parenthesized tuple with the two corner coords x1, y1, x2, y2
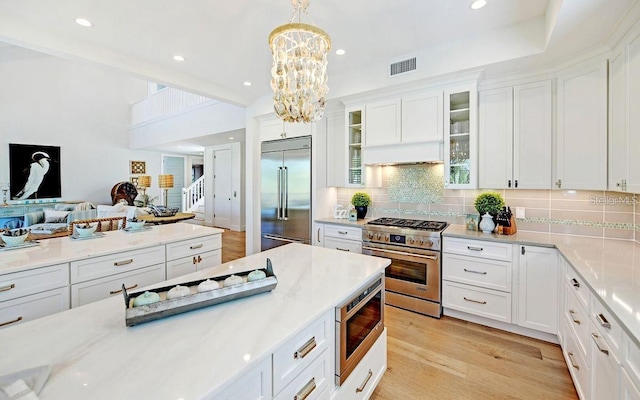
(515, 207, 525, 219)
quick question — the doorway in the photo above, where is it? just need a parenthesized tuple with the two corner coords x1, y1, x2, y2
(162, 155, 185, 209)
(213, 148, 232, 228)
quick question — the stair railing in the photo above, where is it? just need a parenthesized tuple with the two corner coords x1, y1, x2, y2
(182, 175, 205, 212)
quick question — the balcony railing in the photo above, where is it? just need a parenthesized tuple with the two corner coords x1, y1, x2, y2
(131, 87, 214, 125)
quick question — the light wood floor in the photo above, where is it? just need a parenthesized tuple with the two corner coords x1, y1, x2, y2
(215, 231, 578, 399)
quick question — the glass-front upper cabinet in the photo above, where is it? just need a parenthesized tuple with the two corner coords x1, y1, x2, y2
(346, 106, 364, 186)
(444, 85, 477, 189)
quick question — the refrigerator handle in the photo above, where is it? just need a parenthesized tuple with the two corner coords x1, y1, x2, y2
(283, 166, 289, 220)
(277, 167, 282, 220)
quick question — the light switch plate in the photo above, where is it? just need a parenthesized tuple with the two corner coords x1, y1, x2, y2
(515, 207, 525, 219)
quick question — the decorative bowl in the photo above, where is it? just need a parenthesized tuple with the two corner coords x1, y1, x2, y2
(1, 230, 29, 247)
(75, 224, 98, 237)
(127, 220, 146, 231)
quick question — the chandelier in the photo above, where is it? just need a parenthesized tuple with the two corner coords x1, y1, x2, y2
(269, 0, 331, 123)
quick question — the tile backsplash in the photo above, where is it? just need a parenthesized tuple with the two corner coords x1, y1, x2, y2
(336, 164, 639, 241)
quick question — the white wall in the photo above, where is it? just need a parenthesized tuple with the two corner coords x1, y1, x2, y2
(0, 46, 164, 205)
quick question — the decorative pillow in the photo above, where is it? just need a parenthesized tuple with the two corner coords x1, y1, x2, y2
(44, 209, 70, 223)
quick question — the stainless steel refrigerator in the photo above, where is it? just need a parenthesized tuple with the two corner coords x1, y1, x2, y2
(261, 136, 312, 251)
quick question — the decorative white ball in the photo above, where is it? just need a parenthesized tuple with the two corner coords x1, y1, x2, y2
(197, 279, 220, 292)
(223, 275, 244, 287)
(166, 285, 191, 299)
(132, 291, 161, 307)
(247, 270, 267, 282)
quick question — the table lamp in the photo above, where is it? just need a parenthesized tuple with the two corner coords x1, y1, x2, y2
(158, 174, 174, 206)
(137, 175, 151, 206)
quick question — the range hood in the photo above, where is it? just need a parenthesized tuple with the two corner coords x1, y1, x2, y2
(363, 141, 443, 165)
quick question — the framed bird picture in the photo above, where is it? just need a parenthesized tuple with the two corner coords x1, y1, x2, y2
(9, 143, 62, 200)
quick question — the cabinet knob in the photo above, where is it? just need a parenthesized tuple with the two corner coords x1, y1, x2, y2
(556, 179, 562, 188)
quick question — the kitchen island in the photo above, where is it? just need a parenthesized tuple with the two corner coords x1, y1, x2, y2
(0, 243, 389, 399)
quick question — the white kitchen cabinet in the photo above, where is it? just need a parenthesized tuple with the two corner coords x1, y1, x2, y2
(326, 108, 346, 187)
(313, 222, 325, 247)
(0, 287, 69, 330)
(401, 90, 443, 143)
(591, 321, 620, 400)
(261, 116, 312, 142)
(626, 23, 640, 193)
(364, 99, 401, 147)
(345, 106, 366, 187)
(622, 368, 640, 400)
(321, 224, 362, 254)
(0, 263, 68, 303)
(444, 85, 477, 189)
(563, 318, 591, 400)
(166, 249, 222, 279)
(479, 81, 552, 189)
(517, 245, 558, 334)
(70, 246, 165, 284)
(274, 349, 330, 400)
(213, 356, 272, 400)
(555, 59, 608, 190)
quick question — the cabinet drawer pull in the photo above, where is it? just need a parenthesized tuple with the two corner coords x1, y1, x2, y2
(190, 243, 204, 250)
(567, 352, 579, 370)
(317, 228, 321, 242)
(0, 283, 16, 292)
(596, 313, 611, 329)
(463, 268, 487, 275)
(463, 297, 487, 305)
(356, 369, 373, 393)
(591, 333, 609, 355)
(467, 246, 483, 251)
(336, 247, 350, 252)
(294, 377, 316, 400)
(568, 309, 580, 325)
(571, 278, 580, 288)
(110, 284, 138, 295)
(0, 316, 22, 328)
(338, 230, 348, 235)
(294, 337, 317, 360)
(114, 259, 133, 266)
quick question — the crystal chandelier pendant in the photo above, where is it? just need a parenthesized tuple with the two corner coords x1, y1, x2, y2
(269, 0, 331, 123)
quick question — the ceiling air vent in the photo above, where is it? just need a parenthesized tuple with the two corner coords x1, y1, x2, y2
(389, 57, 417, 77)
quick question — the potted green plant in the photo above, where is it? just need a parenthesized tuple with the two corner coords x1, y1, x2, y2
(351, 192, 372, 219)
(474, 192, 505, 232)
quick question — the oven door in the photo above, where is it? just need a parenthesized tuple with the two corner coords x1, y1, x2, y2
(362, 243, 440, 302)
(336, 286, 384, 386)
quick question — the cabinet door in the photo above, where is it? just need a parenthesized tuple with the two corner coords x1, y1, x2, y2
(365, 99, 401, 147)
(622, 368, 640, 400)
(195, 249, 222, 271)
(591, 322, 620, 400)
(517, 246, 558, 334)
(166, 257, 196, 280)
(555, 60, 608, 190)
(401, 91, 443, 143)
(326, 109, 346, 187)
(345, 106, 365, 187)
(513, 80, 552, 189)
(213, 356, 271, 400)
(609, 44, 628, 191)
(444, 85, 477, 189)
(313, 223, 325, 247)
(478, 87, 513, 189)
(626, 25, 640, 193)
(261, 117, 311, 141)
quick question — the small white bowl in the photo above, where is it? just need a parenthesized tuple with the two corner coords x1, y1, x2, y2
(127, 220, 146, 231)
(75, 224, 98, 237)
(1, 231, 29, 247)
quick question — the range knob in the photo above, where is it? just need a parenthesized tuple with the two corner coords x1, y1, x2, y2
(408, 238, 415, 245)
(424, 240, 433, 247)
(384, 235, 389, 242)
(376, 233, 383, 240)
(367, 232, 375, 239)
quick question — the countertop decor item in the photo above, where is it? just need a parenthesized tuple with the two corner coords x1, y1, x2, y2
(268, 0, 331, 123)
(166, 285, 191, 299)
(74, 223, 97, 237)
(132, 291, 161, 307)
(224, 275, 244, 287)
(351, 192, 371, 219)
(1, 228, 30, 246)
(474, 192, 504, 229)
(197, 279, 220, 292)
(479, 212, 496, 233)
(247, 269, 266, 282)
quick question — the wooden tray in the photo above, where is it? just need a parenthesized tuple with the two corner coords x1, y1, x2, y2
(123, 259, 277, 327)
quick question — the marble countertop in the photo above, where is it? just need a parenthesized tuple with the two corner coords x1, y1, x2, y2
(315, 217, 372, 227)
(0, 243, 389, 399)
(444, 224, 640, 346)
(0, 224, 224, 275)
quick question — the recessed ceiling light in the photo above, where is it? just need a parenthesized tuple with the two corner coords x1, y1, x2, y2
(228, 137, 235, 140)
(75, 18, 92, 27)
(470, 0, 487, 10)
(243, 81, 252, 86)
(335, 49, 346, 56)
(173, 55, 185, 62)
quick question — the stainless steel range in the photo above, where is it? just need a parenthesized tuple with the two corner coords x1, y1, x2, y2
(362, 217, 447, 318)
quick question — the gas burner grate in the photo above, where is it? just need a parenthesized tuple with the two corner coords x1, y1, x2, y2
(367, 218, 447, 232)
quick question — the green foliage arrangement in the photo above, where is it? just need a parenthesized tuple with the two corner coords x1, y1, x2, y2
(474, 192, 505, 215)
(351, 192, 372, 207)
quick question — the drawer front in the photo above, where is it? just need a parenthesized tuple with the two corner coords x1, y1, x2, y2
(71, 264, 164, 307)
(591, 296, 623, 359)
(274, 348, 330, 400)
(0, 263, 69, 302)
(213, 356, 271, 400)
(442, 281, 511, 323)
(443, 237, 512, 261)
(70, 246, 164, 284)
(565, 266, 589, 309)
(324, 237, 362, 254)
(564, 284, 590, 361)
(0, 287, 69, 330)
(591, 321, 620, 400)
(442, 254, 511, 292)
(273, 311, 332, 395)
(324, 224, 361, 241)
(563, 319, 591, 400)
(623, 333, 640, 390)
(166, 235, 222, 261)
(621, 367, 640, 400)
(334, 328, 387, 400)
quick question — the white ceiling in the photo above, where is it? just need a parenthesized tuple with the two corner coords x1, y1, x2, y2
(0, 0, 636, 153)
